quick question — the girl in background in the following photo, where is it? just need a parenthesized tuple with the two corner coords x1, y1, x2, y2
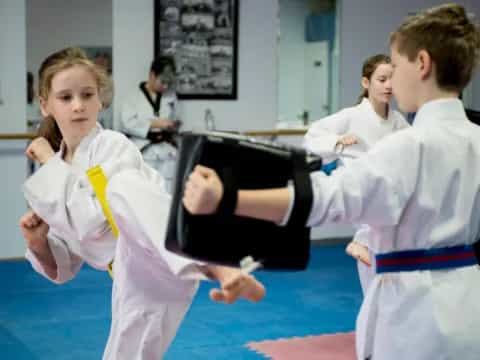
(304, 54, 409, 293)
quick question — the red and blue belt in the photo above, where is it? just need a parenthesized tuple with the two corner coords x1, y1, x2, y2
(375, 243, 480, 274)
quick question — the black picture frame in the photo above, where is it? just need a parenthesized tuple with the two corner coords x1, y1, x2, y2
(154, 0, 239, 100)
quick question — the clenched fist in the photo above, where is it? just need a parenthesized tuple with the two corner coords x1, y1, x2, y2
(19, 210, 50, 254)
(25, 137, 55, 165)
(183, 165, 223, 215)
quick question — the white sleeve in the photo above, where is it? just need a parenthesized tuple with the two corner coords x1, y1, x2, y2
(120, 95, 151, 138)
(352, 224, 371, 246)
(306, 132, 419, 228)
(25, 230, 83, 284)
(107, 168, 208, 281)
(303, 110, 350, 157)
(22, 132, 142, 269)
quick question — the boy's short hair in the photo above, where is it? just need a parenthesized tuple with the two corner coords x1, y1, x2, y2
(150, 56, 176, 76)
(390, 3, 480, 92)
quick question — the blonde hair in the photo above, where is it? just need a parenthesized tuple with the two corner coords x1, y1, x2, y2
(37, 47, 109, 151)
(356, 54, 391, 104)
(390, 3, 480, 92)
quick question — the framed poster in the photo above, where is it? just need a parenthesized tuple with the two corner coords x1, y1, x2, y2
(154, 0, 239, 100)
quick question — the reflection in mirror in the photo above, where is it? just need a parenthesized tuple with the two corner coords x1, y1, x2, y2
(277, 0, 340, 127)
(26, 0, 113, 132)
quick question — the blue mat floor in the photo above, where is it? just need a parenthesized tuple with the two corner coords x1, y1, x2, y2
(0, 245, 362, 359)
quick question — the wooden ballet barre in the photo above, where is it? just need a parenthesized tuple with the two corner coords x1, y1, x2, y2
(0, 133, 36, 140)
(0, 130, 308, 140)
(243, 129, 307, 137)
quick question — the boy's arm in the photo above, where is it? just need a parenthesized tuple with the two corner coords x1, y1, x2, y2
(185, 132, 418, 229)
(183, 165, 292, 224)
(235, 188, 291, 224)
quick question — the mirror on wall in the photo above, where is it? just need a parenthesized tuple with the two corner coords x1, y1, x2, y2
(26, 0, 113, 131)
(277, 0, 340, 127)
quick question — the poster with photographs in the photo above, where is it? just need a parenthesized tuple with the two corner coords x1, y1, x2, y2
(154, 0, 238, 99)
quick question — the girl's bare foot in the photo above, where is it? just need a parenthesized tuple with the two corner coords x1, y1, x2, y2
(210, 273, 266, 304)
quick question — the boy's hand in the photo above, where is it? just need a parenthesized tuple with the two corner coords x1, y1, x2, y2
(26, 137, 55, 165)
(207, 265, 266, 304)
(183, 165, 224, 215)
(346, 241, 372, 266)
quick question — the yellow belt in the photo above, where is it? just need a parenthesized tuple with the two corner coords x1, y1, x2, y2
(86, 165, 118, 278)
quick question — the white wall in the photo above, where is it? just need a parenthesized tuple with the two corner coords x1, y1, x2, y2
(0, 1, 27, 132)
(112, 0, 155, 130)
(113, 0, 279, 132)
(339, 0, 480, 109)
(26, 0, 112, 76)
(0, 0, 29, 258)
(277, 0, 308, 123)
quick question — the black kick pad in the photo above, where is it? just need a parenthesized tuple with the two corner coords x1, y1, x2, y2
(166, 131, 321, 270)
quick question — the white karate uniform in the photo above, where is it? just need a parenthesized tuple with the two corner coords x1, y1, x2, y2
(304, 99, 480, 359)
(304, 98, 408, 165)
(304, 98, 409, 293)
(120, 84, 179, 193)
(24, 124, 203, 360)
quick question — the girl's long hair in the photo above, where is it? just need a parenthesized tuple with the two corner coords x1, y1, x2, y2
(36, 47, 108, 151)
